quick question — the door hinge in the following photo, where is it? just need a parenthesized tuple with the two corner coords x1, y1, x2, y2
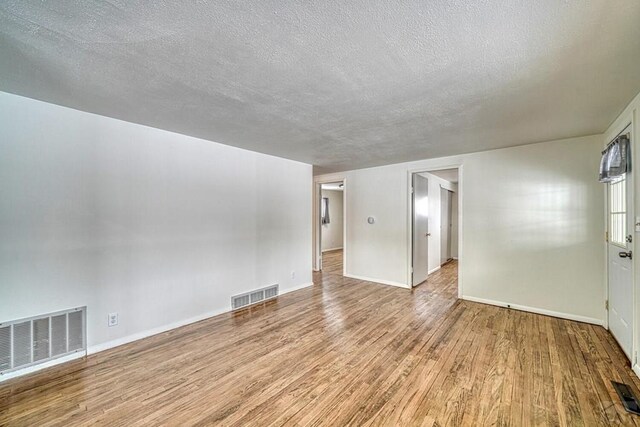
(605, 231, 609, 242)
(410, 267, 413, 273)
(605, 300, 609, 310)
(411, 186, 414, 194)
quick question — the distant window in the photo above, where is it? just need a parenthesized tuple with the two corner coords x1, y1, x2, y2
(609, 177, 626, 246)
(321, 197, 330, 224)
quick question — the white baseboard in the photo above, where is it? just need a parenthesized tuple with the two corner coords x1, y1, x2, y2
(322, 247, 343, 252)
(461, 295, 604, 326)
(282, 281, 315, 293)
(633, 364, 640, 380)
(89, 281, 314, 355)
(428, 266, 441, 275)
(343, 273, 409, 289)
(2, 282, 314, 382)
(0, 352, 86, 383)
(452, 257, 459, 260)
(87, 308, 229, 355)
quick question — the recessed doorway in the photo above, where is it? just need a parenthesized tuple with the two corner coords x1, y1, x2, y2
(314, 180, 346, 275)
(409, 167, 461, 292)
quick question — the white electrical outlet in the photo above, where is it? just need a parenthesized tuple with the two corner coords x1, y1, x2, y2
(291, 271, 296, 279)
(108, 312, 118, 327)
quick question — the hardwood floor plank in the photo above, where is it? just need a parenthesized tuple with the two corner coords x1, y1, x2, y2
(2, 250, 640, 426)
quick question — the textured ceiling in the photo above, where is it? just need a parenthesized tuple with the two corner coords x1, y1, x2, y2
(1, 1, 640, 174)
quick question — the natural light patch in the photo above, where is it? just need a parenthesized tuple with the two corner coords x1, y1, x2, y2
(609, 177, 626, 247)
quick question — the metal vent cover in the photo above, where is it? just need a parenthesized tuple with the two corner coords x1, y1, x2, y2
(264, 285, 279, 299)
(232, 284, 279, 310)
(0, 307, 86, 375)
(232, 294, 251, 310)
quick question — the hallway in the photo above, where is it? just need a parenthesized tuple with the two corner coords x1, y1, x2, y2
(320, 249, 343, 276)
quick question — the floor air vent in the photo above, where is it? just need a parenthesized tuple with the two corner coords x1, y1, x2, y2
(612, 381, 640, 415)
(232, 285, 279, 310)
(0, 307, 86, 375)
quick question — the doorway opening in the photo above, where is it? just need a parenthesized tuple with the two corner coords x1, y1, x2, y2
(409, 167, 461, 293)
(314, 180, 346, 276)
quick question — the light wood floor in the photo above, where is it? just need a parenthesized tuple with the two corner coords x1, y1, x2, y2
(2, 251, 640, 426)
(321, 248, 343, 275)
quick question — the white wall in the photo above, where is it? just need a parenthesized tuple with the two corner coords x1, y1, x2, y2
(0, 92, 312, 355)
(321, 189, 343, 251)
(316, 135, 605, 324)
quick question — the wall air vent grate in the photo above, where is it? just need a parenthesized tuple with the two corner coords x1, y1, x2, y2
(231, 284, 279, 310)
(232, 294, 251, 310)
(0, 307, 86, 375)
(264, 285, 278, 299)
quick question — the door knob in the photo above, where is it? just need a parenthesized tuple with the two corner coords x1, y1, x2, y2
(619, 251, 633, 259)
(426, 233, 431, 237)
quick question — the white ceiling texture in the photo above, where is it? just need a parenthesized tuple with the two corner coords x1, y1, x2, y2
(1, 1, 639, 174)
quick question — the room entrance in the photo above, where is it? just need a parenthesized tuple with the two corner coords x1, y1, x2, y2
(314, 180, 346, 275)
(319, 181, 345, 275)
(410, 168, 460, 289)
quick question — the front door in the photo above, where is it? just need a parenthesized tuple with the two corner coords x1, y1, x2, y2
(412, 174, 429, 287)
(608, 170, 633, 360)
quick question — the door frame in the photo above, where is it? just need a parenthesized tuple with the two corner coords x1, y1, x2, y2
(406, 165, 463, 297)
(604, 120, 636, 364)
(440, 186, 453, 265)
(411, 173, 430, 287)
(313, 178, 347, 275)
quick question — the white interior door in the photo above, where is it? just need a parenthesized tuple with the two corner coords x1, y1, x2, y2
(440, 188, 452, 265)
(317, 183, 323, 271)
(608, 174, 633, 360)
(412, 174, 429, 286)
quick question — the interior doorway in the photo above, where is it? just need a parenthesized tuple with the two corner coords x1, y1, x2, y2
(409, 167, 460, 290)
(314, 180, 346, 275)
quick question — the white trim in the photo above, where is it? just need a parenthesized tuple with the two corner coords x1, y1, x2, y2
(407, 164, 463, 297)
(88, 281, 314, 355)
(313, 176, 348, 275)
(603, 120, 635, 361)
(342, 179, 348, 277)
(322, 247, 343, 252)
(452, 257, 459, 260)
(633, 363, 640, 380)
(87, 309, 227, 354)
(604, 89, 640, 378)
(1, 282, 314, 382)
(343, 273, 410, 289)
(313, 181, 322, 271)
(461, 295, 604, 326)
(428, 266, 441, 275)
(0, 351, 85, 383)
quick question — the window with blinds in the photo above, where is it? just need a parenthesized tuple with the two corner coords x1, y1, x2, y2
(609, 177, 627, 247)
